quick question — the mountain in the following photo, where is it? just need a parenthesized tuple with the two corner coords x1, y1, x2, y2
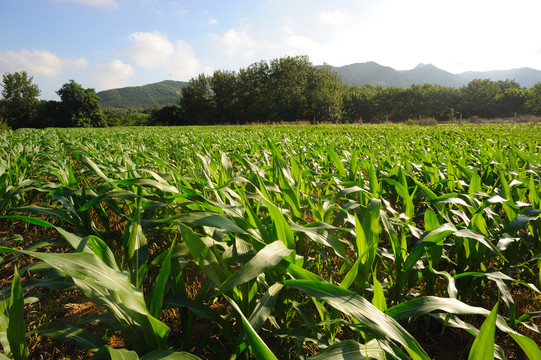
(324, 62, 413, 87)
(97, 63, 541, 110)
(458, 67, 541, 88)
(97, 80, 187, 109)
(325, 62, 541, 89)
(401, 63, 465, 88)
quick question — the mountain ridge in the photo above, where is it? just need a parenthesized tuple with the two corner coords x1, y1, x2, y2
(97, 63, 541, 110)
(324, 62, 541, 88)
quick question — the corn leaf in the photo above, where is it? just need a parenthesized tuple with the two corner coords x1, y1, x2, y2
(7, 267, 27, 360)
(226, 296, 278, 360)
(217, 241, 292, 295)
(468, 302, 498, 360)
(33, 321, 105, 352)
(284, 280, 429, 360)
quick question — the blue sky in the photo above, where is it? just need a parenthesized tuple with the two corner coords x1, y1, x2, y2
(1, 0, 541, 100)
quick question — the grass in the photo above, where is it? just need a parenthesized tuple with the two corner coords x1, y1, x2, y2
(0, 123, 540, 359)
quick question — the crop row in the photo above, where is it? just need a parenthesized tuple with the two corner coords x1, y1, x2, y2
(0, 124, 540, 359)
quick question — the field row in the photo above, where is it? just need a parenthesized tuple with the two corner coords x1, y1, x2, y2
(0, 124, 540, 359)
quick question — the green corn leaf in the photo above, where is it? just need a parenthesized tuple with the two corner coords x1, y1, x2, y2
(308, 339, 387, 360)
(226, 296, 278, 360)
(327, 147, 346, 178)
(217, 241, 292, 295)
(123, 200, 149, 288)
(248, 283, 283, 332)
(385, 296, 490, 320)
(33, 321, 105, 352)
(7, 267, 27, 360)
(261, 196, 295, 249)
(0, 215, 55, 229)
(175, 212, 246, 234)
(178, 223, 228, 287)
(0, 247, 169, 353)
(509, 333, 541, 360)
(163, 294, 235, 343)
(149, 241, 174, 319)
(372, 276, 387, 312)
(140, 350, 202, 359)
(0, 292, 12, 357)
(284, 280, 429, 360)
(468, 302, 498, 360)
(107, 347, 140, 360)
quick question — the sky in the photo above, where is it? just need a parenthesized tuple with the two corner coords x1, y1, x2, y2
(1, 0, 541, 100)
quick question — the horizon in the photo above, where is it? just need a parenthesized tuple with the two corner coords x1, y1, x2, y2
(2, 0, 541, 100)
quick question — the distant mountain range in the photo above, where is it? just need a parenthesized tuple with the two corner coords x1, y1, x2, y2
(324, 62, 541, 88)
(98, 80, 187, 109)
(98, 63, 541, 110)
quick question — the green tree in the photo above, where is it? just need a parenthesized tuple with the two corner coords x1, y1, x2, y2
(179, 74, 215, 125)
(237, 60, 271, 124)
(0, 71, 40, 128)
(305, 66, 343, 123)
(341, 84, 378, 123)
(459, 79, 500, 118)
(210, 70, 239, 124)
(56, 80, 106, 127)
(525, 82, 541, 115)
(269, 55, 313, 122)
(494, 80, 526, 116)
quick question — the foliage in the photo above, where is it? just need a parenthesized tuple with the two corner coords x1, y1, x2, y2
(56, 80, 106, 127)
(525, 82, 541, 115)
(0, 124, 539, 360)
(97, 80, 187, 110)
(0, 71, 40, 129)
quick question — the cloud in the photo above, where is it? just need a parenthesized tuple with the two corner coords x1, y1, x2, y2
(55, 0, 119, 9)
(0, 49, 88, 77)
(123, 31, 211, 80)
(212, 28, 280, 63)
(205, 10, 218, 26)
(319, 8, 349, 25)
(94, 59, 135, 89)
(124, 31, 175, 67)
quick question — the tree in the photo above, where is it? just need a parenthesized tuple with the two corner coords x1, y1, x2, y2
(269, 55, 313, 122)
(56, 80, 106, 127)
(525, 82, 541, 115)
(237, 60, 271, 124)
(210, 70, 239, 124)
(179, 74, 215, 125)
(305, 66, 343, 123)
(0, 71, 40, 128)
(459, 79, 500, 118)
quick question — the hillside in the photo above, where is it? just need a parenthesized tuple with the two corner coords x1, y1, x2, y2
(325, 62, 541, 88)
(96, 63, 541, 110)
(400, 63, 464, 88)
(323, 62, 413, 87)
(97, 80, 187, 109)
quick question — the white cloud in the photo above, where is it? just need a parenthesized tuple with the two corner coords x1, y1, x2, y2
(319, 8, 349, 25)
(94, 59, 135, 90)
(213, 29, 257, 58)
(123, 31, 211, 80)
(55, 0, 119, 9)
(0, 49, 88, 78)
(205, 10, 218, 26)
(124, 31, 175, 67)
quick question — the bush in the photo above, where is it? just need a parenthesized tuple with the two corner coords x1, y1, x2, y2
(0, 117, 11, 131)
(406, 117, 438, 126)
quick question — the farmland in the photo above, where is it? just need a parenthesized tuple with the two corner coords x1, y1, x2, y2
(0, 123, 540, 359)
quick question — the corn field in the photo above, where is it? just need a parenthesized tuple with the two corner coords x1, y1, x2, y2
(0, 124, 540, 359)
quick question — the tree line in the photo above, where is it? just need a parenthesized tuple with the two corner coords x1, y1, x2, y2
(2, 55, 541, 129)
(151, 56, 541, 125)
